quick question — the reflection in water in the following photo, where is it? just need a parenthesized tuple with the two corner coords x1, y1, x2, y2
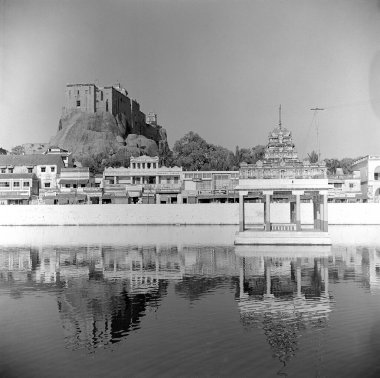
(2, 242, 380, 364)
(235, 248, 332, 373)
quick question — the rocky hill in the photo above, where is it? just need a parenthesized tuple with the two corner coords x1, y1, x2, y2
(49, 110, 168, 163)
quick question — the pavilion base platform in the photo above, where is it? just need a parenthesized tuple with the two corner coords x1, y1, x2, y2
(234, 244, 331, 258)
(234, 230, 331, 245)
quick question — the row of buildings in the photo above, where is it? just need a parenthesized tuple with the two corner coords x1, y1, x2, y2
(1, 121, 379, 204)
(0, 151, 376, 206)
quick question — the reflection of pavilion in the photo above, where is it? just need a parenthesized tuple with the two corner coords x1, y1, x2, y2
(235, 246, 333, 368)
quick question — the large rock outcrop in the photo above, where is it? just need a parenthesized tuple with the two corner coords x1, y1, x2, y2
(49, 110, 167, 162)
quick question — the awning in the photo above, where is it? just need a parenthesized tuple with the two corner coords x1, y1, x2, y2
(59, 179, 89, 185)
(128, 191, 141, 198)
(0, 195, 30, 200)
(57, 193, 87, 201)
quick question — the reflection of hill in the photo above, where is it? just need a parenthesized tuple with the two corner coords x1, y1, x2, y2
(58, 279, 168, 351)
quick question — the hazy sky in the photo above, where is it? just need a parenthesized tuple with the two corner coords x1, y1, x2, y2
(1, 0, 380, 159)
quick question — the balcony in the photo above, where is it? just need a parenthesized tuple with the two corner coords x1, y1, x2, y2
(143, 184, 182, 193)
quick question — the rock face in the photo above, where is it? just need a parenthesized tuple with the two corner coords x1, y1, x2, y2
(50, 110, 167, 161)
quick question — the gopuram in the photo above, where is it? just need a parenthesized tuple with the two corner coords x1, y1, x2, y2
(235, 109, 331, 245)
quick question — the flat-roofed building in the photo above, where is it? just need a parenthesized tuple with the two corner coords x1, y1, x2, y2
(327, 169, 362, 202)
(0, 173, 39, 205)
(103, 155, 182, 204)
(0, 154, 64, 191)
(351, 155, 380, 202)
(182, 171, 240, 203)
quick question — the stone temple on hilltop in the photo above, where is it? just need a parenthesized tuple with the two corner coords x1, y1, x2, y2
(235, 108, 331, 246)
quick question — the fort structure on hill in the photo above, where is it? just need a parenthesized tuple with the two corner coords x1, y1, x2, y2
(61, 83, 163, 144)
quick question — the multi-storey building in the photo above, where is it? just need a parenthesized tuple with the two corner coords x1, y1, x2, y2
(0, 173, 39, 204)
(327, 168, 362, 202)
(182, 171, 240, 203)
(0, 154, 65, 191)
(103, 155, 182, 204)
(44, 146, 73, 168)
(351, 155, 380, 202)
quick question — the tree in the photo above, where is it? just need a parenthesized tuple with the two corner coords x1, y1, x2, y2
(324, 158, 340, 175)
(307, 150, 319, 163)
(0, 147, 7, 155)
(340, 158, 354, 175)
(235, 145, 265, 165)
(11, 145, 25, 155)
(172, 132, 210, 170)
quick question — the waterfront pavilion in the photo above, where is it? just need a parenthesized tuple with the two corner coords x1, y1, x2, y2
(234, 178, 331, 245)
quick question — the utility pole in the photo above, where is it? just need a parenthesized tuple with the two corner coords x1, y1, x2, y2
(310, 107, 324, 161)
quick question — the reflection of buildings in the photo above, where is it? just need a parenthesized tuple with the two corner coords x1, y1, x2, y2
(2, 244, 380, 353)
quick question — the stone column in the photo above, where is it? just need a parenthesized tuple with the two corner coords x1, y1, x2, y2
(239, 192, 245, 232)
(319, 196, 324, 231)
(156, 193, 161, 204)
(323, 193, 328, 232)
(295, 193, 301, 231)
(313, 201, 317, 230)
(264, 192, 272, 231)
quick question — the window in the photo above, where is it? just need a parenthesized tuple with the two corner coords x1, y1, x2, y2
(81, 184, 85, 188)
(44, 183, 50, 188)
(1, 169, 5, 173)
(27, 168, 32, 173)
(0, 182, 10, 187)
(375, 173, 379, 181)
(334, 183, 343, 188)
(51, 167, 55, 173)
(73, 184, 77, 189)
(101, 91, 103, 101)
(76, 100, 81, 107)
(41, 167, 46, 173)
(349, 183, 354, 189)
(23, 182, 30, 187)
(65, 184, 70, 188)
(13, 181, 20, 187)
(8, 168, 13, 173)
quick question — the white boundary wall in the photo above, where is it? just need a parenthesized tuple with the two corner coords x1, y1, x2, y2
(0, 203, 380, 226)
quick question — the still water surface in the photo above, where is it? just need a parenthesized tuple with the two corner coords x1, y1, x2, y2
(1, 226, 380, 377)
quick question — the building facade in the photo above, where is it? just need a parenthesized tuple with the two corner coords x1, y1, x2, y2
(0, 173, 39, 204)
(0, 154, 65, 191)
(351, 155, 380, 202)
(103, 155, 183, 204)
(327, 168, 362, 202)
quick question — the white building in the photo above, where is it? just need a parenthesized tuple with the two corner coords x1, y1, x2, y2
(351, 155, 380, 202)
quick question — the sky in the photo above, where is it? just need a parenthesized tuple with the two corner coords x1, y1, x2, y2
(1, 0, 380, 159)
